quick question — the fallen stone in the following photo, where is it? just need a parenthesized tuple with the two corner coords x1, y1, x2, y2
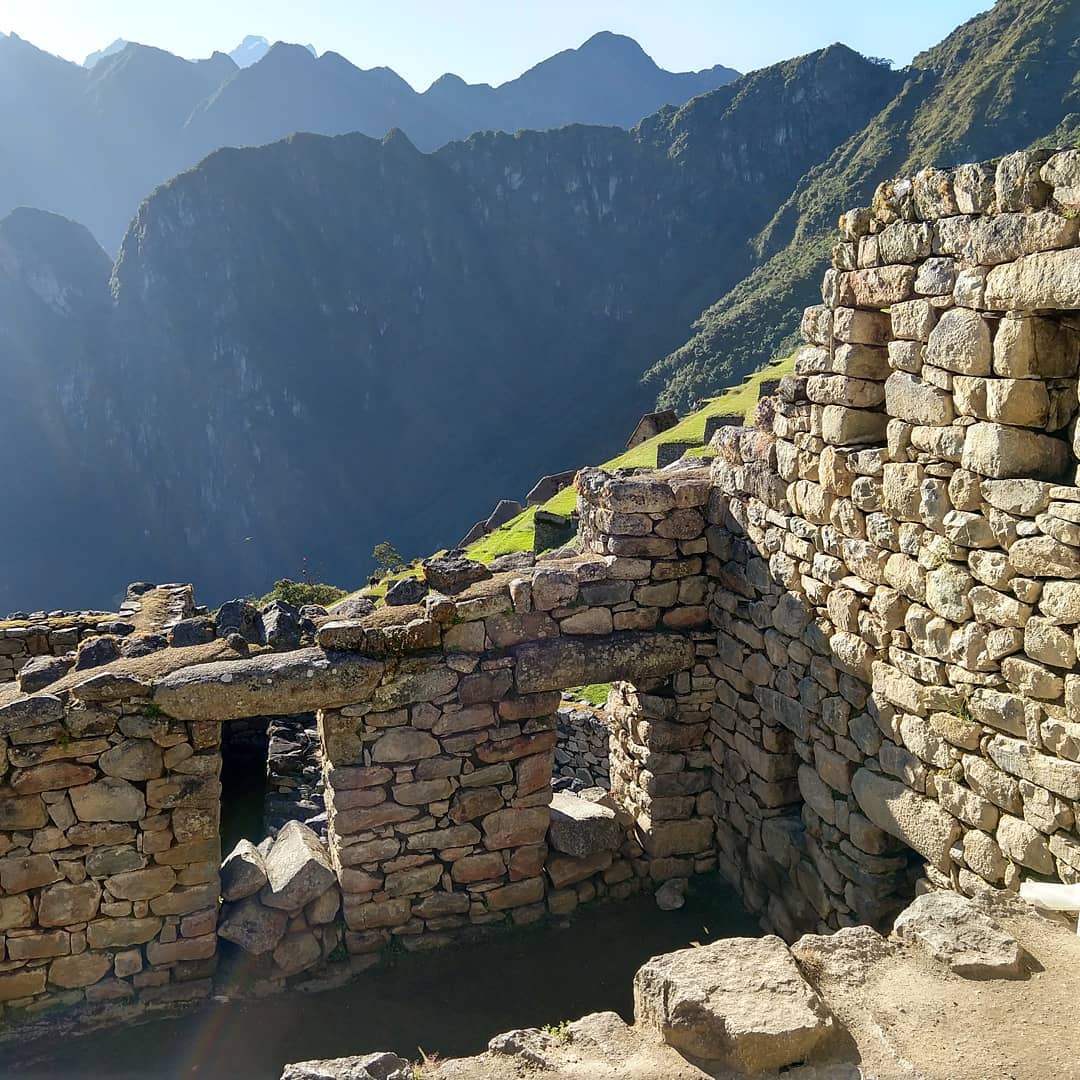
(262, 600, 302, 650)
(655, 878, 688, 911)
(892, 891, 1025, 979)
(422, 554, 491, 594)
(216, 599, 265, 644)
(633, 936, 834, 1073)
(169, 617, 215, 648)
(548, 791, 620, 857)
(383, 577, 428, 607)
(279, 1052, 411, 1080)
(221, 838, 269, 901)
(791, 926, 890, 987)
(218, 896, 288, 955)
(261, 821, 336, 911)
(16, 655, 73, 694)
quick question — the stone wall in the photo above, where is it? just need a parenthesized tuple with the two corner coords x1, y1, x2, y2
(8, 147, 1080, 1036)
(554, 703, 611, 790)
(701, 148, 1080, 937)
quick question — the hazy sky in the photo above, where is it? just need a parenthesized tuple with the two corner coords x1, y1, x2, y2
(1, 0, 992, 90)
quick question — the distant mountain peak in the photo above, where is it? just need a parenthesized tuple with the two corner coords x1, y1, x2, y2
(231, 35, 316, 68)
(84, 38, 129, 69)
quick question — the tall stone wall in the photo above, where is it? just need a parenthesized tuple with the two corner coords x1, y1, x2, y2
(700, 148, 1080, 937)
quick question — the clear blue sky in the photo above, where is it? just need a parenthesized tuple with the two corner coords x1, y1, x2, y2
(1, 0, 992, 90)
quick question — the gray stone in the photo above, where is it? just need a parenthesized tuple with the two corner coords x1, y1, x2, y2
(851, 768, 960, 872)
(153, 649, 384, 722)
(70, 777, 147, 822)
(221, 838, 269, 901)
(279, 1052, 411, 1080)
(633, 936, 834, 1073)
(513, 632, 694, 695)
(17, 655, 72, 694)
(261, 821, 336, 911)
(169, 617, 215, 648)
(218, 896, 288, 955)
(216, 599, 265, 644)
(262, 600, 302, 650)
(421, 554, 491, 594)
(655, 878, 688, 911)
(383, 577, 428, 607)
(0, 693, 64, 737)
(791, 926, 890, 987)
(892, 891, 1024, 979)
(548, 791, 620, 857)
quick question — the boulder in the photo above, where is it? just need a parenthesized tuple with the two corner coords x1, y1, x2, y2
(892, 891, 1025, 979)
(168, 617, 215, 648)
(261, 821, 336, 912)
(655, 878, 688, 911)
(262, 600, 301, 650)
(330, 596, 376, 619)
(383, 577, 429, 607)
(218, 896, 288, 955)
(221, 838, 269, 901)
(216, 599, 265, 645)
(279, 1053, 411, 1080)
(791, 926, 890, 986)
(421, 554, 491, 594)
(16, 655, 73, 693)
(633, 936, 834, 1074)
(548, 791, 620, 857)
(73, 635, 121, 671)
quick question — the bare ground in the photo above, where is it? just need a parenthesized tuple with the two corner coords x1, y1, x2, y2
(418, 902, 1080, 1080)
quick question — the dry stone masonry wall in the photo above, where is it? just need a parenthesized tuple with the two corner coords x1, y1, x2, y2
(6, 148, 1080, 1036)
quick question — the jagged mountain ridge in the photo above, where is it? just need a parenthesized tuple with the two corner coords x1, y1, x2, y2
(646, 0, 1080, 409)
(0, 29, 738, 249)
(2, 45, 897, 611)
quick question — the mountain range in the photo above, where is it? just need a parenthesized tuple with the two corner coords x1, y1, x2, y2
(2, 0, 1078, 615)
(0, 29, 739, 249)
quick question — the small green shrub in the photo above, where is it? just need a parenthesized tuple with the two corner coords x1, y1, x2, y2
(542, 1020, 572, 1043)
(257, 579, 347, 608)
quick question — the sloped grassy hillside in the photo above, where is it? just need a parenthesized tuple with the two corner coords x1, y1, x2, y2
(357, 351, 793, 600)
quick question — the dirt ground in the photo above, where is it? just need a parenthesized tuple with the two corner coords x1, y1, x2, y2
(419, 898, 1080, 1080)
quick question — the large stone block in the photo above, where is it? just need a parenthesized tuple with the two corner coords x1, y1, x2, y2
(960, 423, 1068, 481)
(512, 632, 693, 694)
(154, 649, 385, 721)
(925, 308, 991, 375)
(884, 372, 954, 426)
(985, 248, 1080, 309)
(892, 891, 1023, 978)
(851, 768, 960, 872)
(548, 792, 620, 857)
(819, 405, 888, 447)
(260, 821, 336, 912)
(633, 936, 834, 1073)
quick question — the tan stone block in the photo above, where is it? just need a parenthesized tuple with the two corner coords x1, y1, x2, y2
(925, 308, 992, 376)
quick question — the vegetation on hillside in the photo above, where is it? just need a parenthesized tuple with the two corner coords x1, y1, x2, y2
(647, 0, 1080, 411)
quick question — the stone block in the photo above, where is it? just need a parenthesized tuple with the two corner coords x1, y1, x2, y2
(961, 424, 1068, 481)
(892, 891, 1023, 978)
(260, 821, 336, 912)
(633, 936, 834, 1073)
(548, 792, 620, 857)
(851, 767, 960, 871)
